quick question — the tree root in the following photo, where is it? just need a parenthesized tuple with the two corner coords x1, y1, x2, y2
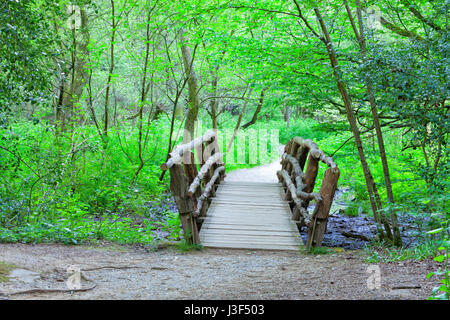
(2, 271, 96, 297)
(83, 265, 141, 271)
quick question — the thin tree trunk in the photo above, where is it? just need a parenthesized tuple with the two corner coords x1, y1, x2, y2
(311, 7, 393, 242)
(87, 67, 105, 144)
(58, 7, 90, 132)
(210, 77, 219, 130)
(226, 87, 253, 155)
(180, 29, 199, 140)
(103, 0, 116, 139)
(134, 8, 152, 179)
(242, 88, 266, 129)
(345, 0, 401, 245)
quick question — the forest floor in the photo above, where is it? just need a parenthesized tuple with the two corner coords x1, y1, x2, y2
(0, 243, 440, 300)
(0, 159, 440, 300)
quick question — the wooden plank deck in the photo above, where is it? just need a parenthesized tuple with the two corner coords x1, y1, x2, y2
(199, 181, 303, 251)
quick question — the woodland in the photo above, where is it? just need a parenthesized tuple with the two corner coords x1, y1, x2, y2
(0, 0, 448, 299)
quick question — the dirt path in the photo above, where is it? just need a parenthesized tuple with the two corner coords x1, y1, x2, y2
(224, 161, 281, 183)
(0, 243, 438, 300)
(224, 146, 283, 183)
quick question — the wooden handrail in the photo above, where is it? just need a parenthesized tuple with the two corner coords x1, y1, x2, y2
(282, 153, 304, 179)
(291, 136, 337, 168)
(161, 129, 217, 170)
(161, 129, 225, 245)
(277, 169, 303, 207)
(187, 152, 223, 196)
(278, 136, 340, 249)
(194, 166, 225, 217)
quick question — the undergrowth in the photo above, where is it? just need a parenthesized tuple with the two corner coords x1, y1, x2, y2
(364, 239, 440, 263)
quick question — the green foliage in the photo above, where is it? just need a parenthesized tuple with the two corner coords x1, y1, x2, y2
(344, 201, 361, 217)
(426, 222, 450, 300)
(176, 240, 204, 252)
(0, 0, 58, 113)
(307, 246, 335, 255)
(151, 211, 182, 241)
(0, 119, 179, 245)
(0, 261, 16, 282)
(364, 240, 439, 263)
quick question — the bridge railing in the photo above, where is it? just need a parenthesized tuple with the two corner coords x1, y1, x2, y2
(161, 130, 225, 244)
(277, 137, 340, 250)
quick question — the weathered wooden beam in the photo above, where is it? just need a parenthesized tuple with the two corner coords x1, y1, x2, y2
(285, 141, 298, 173)
(169, 164, 199, 244)
(201, 166, 224, 200)
(297, 190, 322, 202)
(169, 164, 192, 214)
(307, 216, 328, 250)
(296, 145, 310, 170)
(194, 166, 225, 216)
(281, 153, 304, 179)
(292, 205, 310, 224)
(281, 140, 293, 170)
(161, 130, 216, 170)
(183, 152, 198, 188)
(314, 167, 340, 220)
(292, 136, 336, 168)
(306, 168, 340, 249)
(277, 169, 311, 224)
(303, 154, 319, 195)
(282, 153, 321, 203)
(187, 153, 223, 197)
(291, 141, 301, 158)
(277, 170, 301, 206)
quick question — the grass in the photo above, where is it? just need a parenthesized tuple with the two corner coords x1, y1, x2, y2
(301, 246, 345, 255)
(309, 247, 334, 255)
(0, 261, 16, 282)
(176, 240, 204, 252)
(364, 239, 440, 263)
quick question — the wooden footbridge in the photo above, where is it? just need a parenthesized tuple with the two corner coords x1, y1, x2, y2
(161, 130, 340, 251)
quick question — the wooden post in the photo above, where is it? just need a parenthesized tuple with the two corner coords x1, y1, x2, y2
(296, 146, 309, 170)
(307, 167, 340, 249)
(315, 167, 340, 220)
(169, 164, 200, 244)
(281, 140, 292, 170)
(291, 141, 301, 158)
(302, 153, 319, 209)
(307, 216, 328, 250)
(183, 152, 198, 187)
(285, 141, 297, 174)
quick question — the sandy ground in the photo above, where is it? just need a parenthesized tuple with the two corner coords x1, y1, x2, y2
(0, 243, 439, 300)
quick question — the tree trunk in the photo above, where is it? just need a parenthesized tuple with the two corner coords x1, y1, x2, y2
(313, 7, 393, 242)
(103, 0, 116, 139)
(134, 8, 152, 179)
(180, 29, 199, 140)
(210, 77, 219, 130)
(57, 7, 90, 132)
(242, 88, 266, 129)
(345, 0, 401, 245)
